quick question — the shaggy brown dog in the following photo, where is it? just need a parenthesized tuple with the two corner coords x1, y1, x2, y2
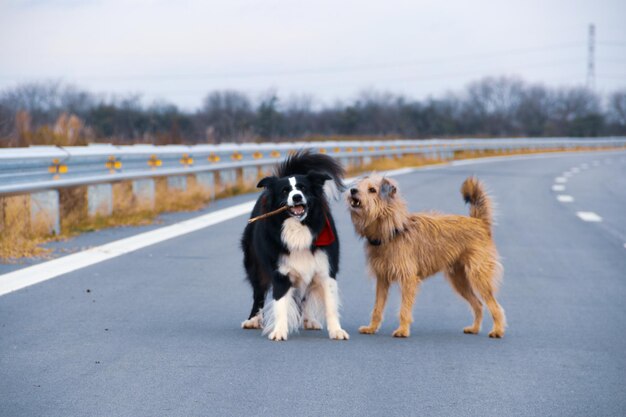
(347, 175, 506, 338)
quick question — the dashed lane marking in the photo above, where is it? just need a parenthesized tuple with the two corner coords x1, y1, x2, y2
(557, 195, 574, 203)
(576, 212, 602, 222)
(552, 184, 566, 192)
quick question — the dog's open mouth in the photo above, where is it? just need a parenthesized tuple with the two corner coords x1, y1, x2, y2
(349, 197, 361, 209)
(288, 204, 308, 219)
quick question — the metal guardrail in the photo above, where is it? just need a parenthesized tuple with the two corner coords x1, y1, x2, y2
(1, 137, 625, 235)
(1, 137, 625, 197)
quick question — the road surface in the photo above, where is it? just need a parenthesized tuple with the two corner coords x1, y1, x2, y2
(1, 151, 625, 417)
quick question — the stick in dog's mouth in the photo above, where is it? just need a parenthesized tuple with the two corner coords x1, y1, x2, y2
(248, 204, 309, 223)
(248, 205, 290, 224)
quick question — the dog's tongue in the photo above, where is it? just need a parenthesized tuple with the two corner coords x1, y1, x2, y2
(292, 205, 305, 215)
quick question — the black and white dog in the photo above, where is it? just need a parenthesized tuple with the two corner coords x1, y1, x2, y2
(241, 150, 349, 341)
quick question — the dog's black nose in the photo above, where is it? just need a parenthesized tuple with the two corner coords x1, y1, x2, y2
(292, 194, 303, 203)
(350, 188, 358, 195)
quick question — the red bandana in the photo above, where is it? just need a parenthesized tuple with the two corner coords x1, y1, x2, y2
(315, 216, 336, 247)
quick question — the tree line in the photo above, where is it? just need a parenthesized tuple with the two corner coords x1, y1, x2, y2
(0, 76, 624, 147)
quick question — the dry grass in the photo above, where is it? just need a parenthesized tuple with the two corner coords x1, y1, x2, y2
(215, 182, 258, 199)
(0, 195, 52, 261)
(62, 183, 157, 235)
(1, 144, 624, 261)
(155, 177, 212, 212)
(348, 154, 440, 175)
(348, 145, 626, 174)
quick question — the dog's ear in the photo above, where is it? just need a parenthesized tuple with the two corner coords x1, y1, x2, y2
(307, 170, 332, 186)
(380, 178, 397, 200)
(257, 176, 276, 189)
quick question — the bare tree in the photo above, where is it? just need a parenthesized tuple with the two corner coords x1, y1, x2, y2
(607, 90, 626, 126)
(197, 90, 253, 143)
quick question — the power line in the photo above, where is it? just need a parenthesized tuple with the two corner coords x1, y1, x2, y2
(597, 41, 626, 47)
(0, 42, 586, 82)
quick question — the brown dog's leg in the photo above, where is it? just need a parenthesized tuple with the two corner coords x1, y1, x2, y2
(359, 278, 390, 334)
(392, 278, 419, 338)
(470, 268, 506, 338)
(479, 289, 506, 338)
(446, 267, 483, 334)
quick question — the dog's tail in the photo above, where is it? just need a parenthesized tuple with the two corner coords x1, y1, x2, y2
(461, 176, 493, 229)
(275, 149, 346, 198)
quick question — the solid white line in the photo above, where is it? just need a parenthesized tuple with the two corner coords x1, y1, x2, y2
(374, 167, 416, 177)
(3, 150, 624, 296)
(0, 165, 421, 297)
(576, 211, 602, 222)
(557, 195, 574, 203)
(552, 184, 566, 192)
(555, 177, 568, 183)
(0, 201, 256, 296)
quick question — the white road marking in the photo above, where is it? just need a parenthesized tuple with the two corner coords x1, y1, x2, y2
(0, 201, 256, 296)
(571, 167, 580, 173)
(563, 172, 572, 178)
(555, 177, 567, 183)
(576, 212, 602, 222)
(3, 150, 624, 297)
(0, 165, 419, 297)
(375, 167, 416, 177)
(557, 195, 574, 203)
(552, 184, 566, 192)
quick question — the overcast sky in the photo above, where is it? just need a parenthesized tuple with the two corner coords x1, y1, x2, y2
(0, 0, 625, 110)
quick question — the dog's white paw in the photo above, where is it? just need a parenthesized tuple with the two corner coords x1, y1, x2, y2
(241, 315, 263, 329)
(328, 328, 350, 340)
(304, 318, 322, 330)
(268, 329, 289, 341)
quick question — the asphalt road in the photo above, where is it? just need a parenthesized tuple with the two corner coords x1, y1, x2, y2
(1, 151, 625, 417)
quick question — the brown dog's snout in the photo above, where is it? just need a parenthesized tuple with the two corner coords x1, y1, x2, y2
(350, 188, 358, 196)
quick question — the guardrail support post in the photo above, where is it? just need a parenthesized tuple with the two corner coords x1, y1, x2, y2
(30, 190, 60, 235)
(236, 167, 244, 185)
(88, 184, 113, 217)
(132, 179, 155, 208)
(218, 169, 236, 193)
(167, 176, 187, 191)
(195, 172, 215, 200)
(242, 167, 258, 186)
